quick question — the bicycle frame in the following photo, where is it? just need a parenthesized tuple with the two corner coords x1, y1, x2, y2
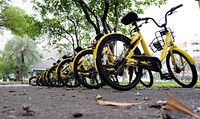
(126, 31, 173, 62)
(94, 30, 195, 72)
(72, 49, 92, 73)
(56, 58, 73, 78)
(93, 33, 117, 60)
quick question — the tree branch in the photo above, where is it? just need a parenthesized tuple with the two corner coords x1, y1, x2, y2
(66, 15, 79, 47)
(101, 0, 110, 34)
(74, 0, 100, 35)
(113, 2, 119, 32)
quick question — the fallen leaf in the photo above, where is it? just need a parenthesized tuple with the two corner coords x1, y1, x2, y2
(96, 94, 144, 109)
(162, 92, 200, 119)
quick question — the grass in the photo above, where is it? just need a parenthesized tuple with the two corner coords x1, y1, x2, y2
(0, 80, 29, 85)
(1, 80, 200, 88)
(137, 81, 200, 88)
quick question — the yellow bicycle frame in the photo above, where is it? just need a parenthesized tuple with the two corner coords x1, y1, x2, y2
(93, 33, 121, 60)
(93, 30, 195, 71)
(56, 58, 73, 78)
(72, 49, 92, 73)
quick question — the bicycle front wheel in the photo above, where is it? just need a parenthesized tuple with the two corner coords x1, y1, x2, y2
(73, 49, 105, 89)
(166, 50, 197, 88)
(96, 34, 142, 91)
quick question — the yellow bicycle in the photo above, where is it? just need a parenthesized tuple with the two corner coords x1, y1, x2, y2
(73, 47, 106, 89)
(56, 55, 80, 88)
(94, 4, 198, 91)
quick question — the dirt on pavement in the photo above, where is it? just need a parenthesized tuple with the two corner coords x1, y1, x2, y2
(0, 85, 200, 119)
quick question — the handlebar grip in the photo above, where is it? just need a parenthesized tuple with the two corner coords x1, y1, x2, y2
(171, 4, 183, 11)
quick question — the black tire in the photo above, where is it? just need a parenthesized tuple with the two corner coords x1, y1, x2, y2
(166, 50, 197, 88)
(47, 66, 62, 87)
(139, 69, 153, 87)
(43, 70, 51, 86)
(57, 58, 80, 87)
(73, 49, 105, 89)
(29, 76, 37, 86)
(96, 34, 142, 91)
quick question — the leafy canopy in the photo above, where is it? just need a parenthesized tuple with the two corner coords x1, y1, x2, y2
(31, 0, 167, 51)
(0, 1, 41, 38)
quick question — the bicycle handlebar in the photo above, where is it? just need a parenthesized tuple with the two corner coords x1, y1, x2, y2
(170, 4, 183, 12)
(138, 4, 183, 28)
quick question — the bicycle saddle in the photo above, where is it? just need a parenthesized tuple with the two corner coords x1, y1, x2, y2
(121, 12, 138, 25)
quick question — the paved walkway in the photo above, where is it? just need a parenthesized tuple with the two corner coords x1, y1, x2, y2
(0, 85, 200, 119)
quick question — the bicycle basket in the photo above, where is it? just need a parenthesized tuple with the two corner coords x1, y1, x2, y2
(149, 28, 175, 53)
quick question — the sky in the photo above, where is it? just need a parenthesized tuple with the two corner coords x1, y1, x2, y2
(0, 0, 200, 50)
(140, 0, 200, 44)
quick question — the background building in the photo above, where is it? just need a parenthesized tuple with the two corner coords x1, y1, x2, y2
(176, 35, 200, 57)
(29, 50, 65, 77)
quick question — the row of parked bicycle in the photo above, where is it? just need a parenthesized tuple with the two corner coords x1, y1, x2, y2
(29, 4, 198, 91)
(29, 45, 153, 89)
(29, 47, 104, 89)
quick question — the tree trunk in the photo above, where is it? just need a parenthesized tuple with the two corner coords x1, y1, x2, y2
(20, 50, 25, 81)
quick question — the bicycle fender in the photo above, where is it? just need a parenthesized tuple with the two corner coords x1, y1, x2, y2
(93, 33, 126, 60)
(172, 48, 195, 65)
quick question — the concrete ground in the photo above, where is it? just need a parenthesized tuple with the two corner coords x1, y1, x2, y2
(0, 85, 200, 119)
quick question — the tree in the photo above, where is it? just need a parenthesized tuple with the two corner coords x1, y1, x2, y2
(0, 3, 41, 38)
(0, 50, 15, 80)
(31, 0, 167, 51)
(4, 35, 42, 81)
(0, 6, 27, 36)
(31, 0, 92, 53)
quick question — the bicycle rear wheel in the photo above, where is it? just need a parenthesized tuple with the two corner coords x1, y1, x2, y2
(96, 34, 142, 91)
(166, 50, 197, 88)
(73, 49, 105, 89)
(57, 59, 80, 87)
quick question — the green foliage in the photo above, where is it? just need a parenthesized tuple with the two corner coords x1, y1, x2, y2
(0, 51, 15, 78)
(32, 0, 92, 52)
(0, 0, 9, 11)
(5, 35, 42, 66)
(4, 35, 42, 80)
(31, 0, 167, 51)
(0, 6, 28, 36)
(0, 3, 41, 38)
